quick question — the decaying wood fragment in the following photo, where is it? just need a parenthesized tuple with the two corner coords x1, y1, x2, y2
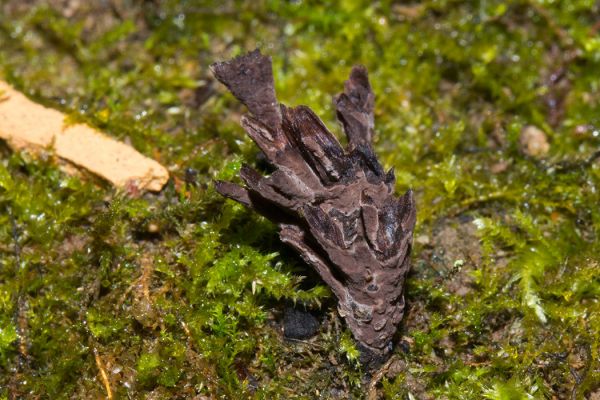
(0, 81, 169, 192)
(212, 50, 416, 362)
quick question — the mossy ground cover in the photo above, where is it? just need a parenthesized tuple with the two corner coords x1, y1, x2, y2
(0, 1, 598, 398)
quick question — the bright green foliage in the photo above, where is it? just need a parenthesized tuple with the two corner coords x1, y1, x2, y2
(483, 379, 533, 400)
(339, 330, 360, 364)
(0, 321, 17, 362)
(0, 0, 599, 398)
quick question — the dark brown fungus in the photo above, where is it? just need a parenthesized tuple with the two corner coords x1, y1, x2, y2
(211, 50, 416, 364)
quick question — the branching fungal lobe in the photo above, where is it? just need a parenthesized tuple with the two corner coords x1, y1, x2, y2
(212, 50, 416, 362)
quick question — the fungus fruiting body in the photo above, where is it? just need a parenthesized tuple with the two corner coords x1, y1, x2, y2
(212, 50, 416, 361)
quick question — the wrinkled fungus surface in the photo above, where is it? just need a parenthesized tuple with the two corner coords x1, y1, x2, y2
(0, 1, 599, 399)
(212, 50, 416, 364)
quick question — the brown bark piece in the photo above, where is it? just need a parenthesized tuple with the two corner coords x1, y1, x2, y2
(0, 81, 168, 191)
(212, 51, 416, 362)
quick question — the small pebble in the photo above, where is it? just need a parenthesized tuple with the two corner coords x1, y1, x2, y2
(519, 125, 550, 158)
(283, 307, 319, 340)
(416, 235, 430, 245)
(490, 160, 509, 174)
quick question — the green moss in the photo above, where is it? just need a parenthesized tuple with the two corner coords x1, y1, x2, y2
(0, 0, 599, 398)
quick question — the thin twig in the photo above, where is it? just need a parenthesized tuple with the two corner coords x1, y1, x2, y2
(458, 190, 516, 210)
(139, 253, 153, 301)
(93, 347, 113, 400)
(284, 337, 325, 349)
(446, 190, 518, 217)
(8, 207, 28, 366)
(450, 186, 579, 217)
(552, 150, 600, 173)
(367, 355, 398, 400)
(117, 251, 154, 307)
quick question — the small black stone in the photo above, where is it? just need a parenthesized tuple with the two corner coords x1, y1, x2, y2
(283, 307, 319, 340)
(398, 339, 411, 353)
(184, 167, 199, 185)
(357, 342, 389, 372)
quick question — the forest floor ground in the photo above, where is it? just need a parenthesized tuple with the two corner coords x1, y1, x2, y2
(0, 1, 599, 399)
